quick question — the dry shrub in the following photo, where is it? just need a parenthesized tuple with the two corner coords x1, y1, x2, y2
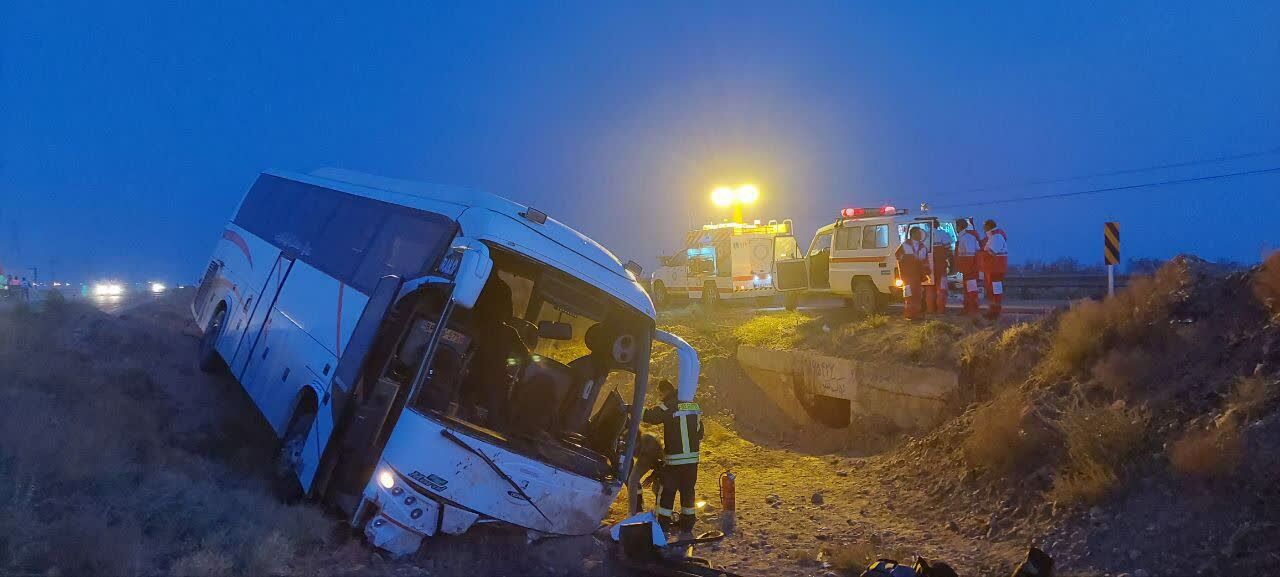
(1040, 262, 1188, 381)
(963, 389, 1043, 473)
(1091, 348, 1153, 398)
(1254, 251, 1280, 314)
(1227, 375, 1274, 418)
(829, 542, 877, 573)
(1169, 420, 1244, 478)
(901, 320, 965, 364)
(1049, 401, 1149, 504)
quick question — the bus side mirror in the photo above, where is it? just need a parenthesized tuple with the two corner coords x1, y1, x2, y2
(448, 238, 493, 309)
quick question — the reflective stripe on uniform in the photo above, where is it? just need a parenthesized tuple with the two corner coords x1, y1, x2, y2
(681, 507, 698, 515)
(665, 451, 700, 465)
(656, 506, 673, 517)
(677, 402, 700, 412)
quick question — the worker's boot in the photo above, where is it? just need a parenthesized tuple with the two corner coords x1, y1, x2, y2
(656, 512, 674, 531)
(677, 512, 696, 533)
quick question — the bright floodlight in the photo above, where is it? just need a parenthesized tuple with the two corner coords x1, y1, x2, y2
(150, 282, 167, 293)
(735, 184, 759, 204)
(711, 186, 735, 206)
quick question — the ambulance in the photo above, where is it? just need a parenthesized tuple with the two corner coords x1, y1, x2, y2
(774, 206, 968, 313)
(648, 219, 799, 308)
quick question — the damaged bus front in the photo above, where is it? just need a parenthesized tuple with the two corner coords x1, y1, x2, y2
(193, 169, 692, 557)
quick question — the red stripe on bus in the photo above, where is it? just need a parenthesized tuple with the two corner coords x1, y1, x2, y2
(221, 229, 254, 268)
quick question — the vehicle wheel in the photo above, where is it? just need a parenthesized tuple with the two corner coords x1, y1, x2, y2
(784, 292, 800, 311)
(849, 278, 879, 315)
(701, 284, 720, 310)
(651, 281, 668, 308)
(197, 306, 227, 373)
(275, 406, 315, 502)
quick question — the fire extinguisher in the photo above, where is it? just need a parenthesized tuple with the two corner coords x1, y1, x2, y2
(719, 470, 736, 533)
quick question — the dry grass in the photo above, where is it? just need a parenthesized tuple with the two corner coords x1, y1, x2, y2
(1169, 420, 1244, 479)
(731, 311, 814, 350)
(829, 542, 877, 573)
(0, 299, 338, 576)
(1039, 262, 1188, 381)
(1227, 375, 1275, 418)
(963, 389, 1043, 473)
(1091, 348, 1153, 399)
(1254, 251, 1280, 315)
(1048, 401, 1150, 504)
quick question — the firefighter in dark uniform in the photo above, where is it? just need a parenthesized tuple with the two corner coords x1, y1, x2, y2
(643, 379, 703, 532)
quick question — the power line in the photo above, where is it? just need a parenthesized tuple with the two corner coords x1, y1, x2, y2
(942, 145, 1280, 197)
(933, 165, 1280, 210)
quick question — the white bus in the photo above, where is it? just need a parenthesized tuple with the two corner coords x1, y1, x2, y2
(192, 168, 699, 556)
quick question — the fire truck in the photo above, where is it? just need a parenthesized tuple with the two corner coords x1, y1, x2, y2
(774, 206, 969, 313)
(649, 220, 799, 308)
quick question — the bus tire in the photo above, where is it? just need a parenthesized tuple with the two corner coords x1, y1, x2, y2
(701, 283, 720, 310)
(197, 305, 227, 374)
(651, 281, 668, 308)
(849, 278, 879, 315)
(275, 397, 317, 502)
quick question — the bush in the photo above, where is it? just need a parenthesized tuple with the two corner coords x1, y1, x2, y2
(1227, 375, 1274, 418)
(1039, 262, 1188, 381)
(963, 389, 1043, 473)
(1169, 420, 1244, 479)
(900, 320, 964, 364)
(1254, 251, 1280, 315)
(1048, 400, 1149, 504)
(1091, 348, 1153, 399)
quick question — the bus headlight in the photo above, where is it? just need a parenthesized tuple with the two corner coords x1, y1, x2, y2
(377, 469, 395, 490)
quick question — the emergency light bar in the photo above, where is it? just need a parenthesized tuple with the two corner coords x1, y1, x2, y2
(840, 206, 905, 219)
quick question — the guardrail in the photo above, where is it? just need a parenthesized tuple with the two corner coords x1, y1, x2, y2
(1003, 273, 1128, 298)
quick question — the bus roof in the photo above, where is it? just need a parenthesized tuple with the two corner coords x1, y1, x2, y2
(271, 168, 654, 318)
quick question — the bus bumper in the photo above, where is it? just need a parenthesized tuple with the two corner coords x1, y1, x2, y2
(356, 462, 480, 558)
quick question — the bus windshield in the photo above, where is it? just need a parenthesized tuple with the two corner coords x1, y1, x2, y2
(385, 245, 649, 480)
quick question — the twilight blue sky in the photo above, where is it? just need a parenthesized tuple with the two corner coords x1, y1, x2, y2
(2, 2, 1278, 283)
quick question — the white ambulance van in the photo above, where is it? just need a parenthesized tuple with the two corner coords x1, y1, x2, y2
(774, 206, 967, 313)
(192, 168, 699, 556)
(648, 220, 799, 308)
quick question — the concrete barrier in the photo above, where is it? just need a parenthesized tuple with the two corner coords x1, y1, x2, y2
(736, 345, 959, 430)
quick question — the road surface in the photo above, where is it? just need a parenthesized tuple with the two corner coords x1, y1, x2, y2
(1, 286, 171, 315)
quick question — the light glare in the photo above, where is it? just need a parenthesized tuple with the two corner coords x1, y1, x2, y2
(711, 186, 735, 206)
(735, 184, 759, 204)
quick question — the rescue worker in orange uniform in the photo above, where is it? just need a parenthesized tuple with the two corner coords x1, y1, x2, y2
(954, 219, 982, 317)
(925, 224, 955, 315)
(898, 226, 928, 320)
(980, 219, 1009, 320)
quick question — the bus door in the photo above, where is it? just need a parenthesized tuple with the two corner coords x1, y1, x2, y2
(230, 252, 295, 379)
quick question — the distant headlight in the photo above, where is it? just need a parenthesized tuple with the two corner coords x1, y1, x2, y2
(150, 282, 167, 293)
(93, 283, 124, 296)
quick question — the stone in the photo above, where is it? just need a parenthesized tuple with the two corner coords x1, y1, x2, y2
(811, 492, 826, 505)
(836, 470, 849, 477)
